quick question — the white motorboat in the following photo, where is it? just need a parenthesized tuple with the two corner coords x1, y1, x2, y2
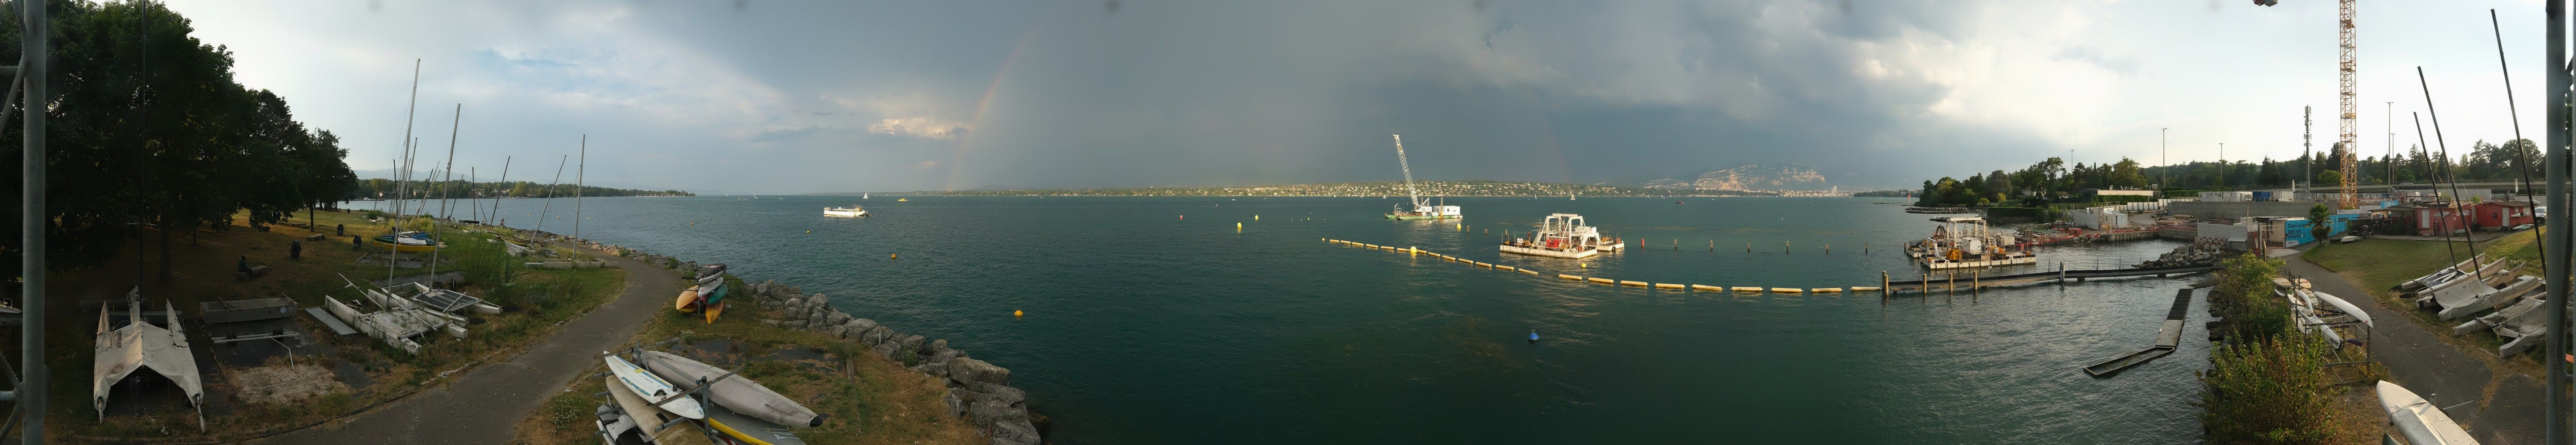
(606, 354, 705, 419)
(822, 206, 867, 217)
(1501, 213, 1622, 259)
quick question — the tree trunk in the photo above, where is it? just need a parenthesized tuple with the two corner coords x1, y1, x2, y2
(157, 216, 173, 282)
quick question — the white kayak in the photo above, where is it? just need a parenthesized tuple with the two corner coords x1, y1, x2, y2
(2378, 380, 2478, 445)
(638, 350, 821, 427)
(607, 353, 704, 419)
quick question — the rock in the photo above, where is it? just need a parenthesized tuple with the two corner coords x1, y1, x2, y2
(967, 381, 1024, 406)
(925, 339, 948, 355)
(848, 318, 879, 333)
(826, 310, 853, 326)
(943, 388, 972, 418)
(859, 325, 893, 346)
(924, 349, 961, 367)
(899, 335, 926, 352)
(911, 361, 951, 379)
(968, 399, 1030, 432)
(781, 297, 806, 317)
(988, 419, 1042, 445)
(870, 341, 901, 359)
(946, 357, 1011, 386)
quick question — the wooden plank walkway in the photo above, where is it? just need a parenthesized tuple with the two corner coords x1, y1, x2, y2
(1879, 264, 2220, 293)
(2085, 288, 2196, 377)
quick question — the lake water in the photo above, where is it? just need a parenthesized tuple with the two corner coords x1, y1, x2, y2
(367, 195, 2209, 444)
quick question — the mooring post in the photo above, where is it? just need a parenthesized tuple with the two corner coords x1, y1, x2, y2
(1921, 273, 1929, 303)
(1972, 270, 1980, 301)
(1881, 271, 1890, 304)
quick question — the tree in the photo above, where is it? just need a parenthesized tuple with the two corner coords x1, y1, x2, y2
(2308, 204, 2332, 240)
(2108, 157, 2147, 189)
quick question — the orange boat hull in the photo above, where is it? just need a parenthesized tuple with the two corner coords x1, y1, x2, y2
(674, 288, 700, 312)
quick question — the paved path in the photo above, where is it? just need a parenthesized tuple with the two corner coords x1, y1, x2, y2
(255, 251, 677, 445)
(2283, 256, 2542, 445)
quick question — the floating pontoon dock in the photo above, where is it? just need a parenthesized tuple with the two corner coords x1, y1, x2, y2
(1879, 263, 2220, 293)
(2082, 288, 2194, 377)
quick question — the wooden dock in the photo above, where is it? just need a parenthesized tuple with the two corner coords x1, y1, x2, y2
(2083, 288, 2196, 377)
(1879, 264, 2219, 294)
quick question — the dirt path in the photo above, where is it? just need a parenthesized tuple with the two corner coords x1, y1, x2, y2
(254, 251, 678, 445)
(2282, 256, 2543, 445)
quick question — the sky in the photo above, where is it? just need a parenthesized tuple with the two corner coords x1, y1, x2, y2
(159, 0, 2553, 194)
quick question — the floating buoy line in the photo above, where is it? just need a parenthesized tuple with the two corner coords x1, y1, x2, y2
(1321, 237, 1884, 295)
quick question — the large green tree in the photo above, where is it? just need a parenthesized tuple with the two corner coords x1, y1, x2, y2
(0, 0, 353, 277)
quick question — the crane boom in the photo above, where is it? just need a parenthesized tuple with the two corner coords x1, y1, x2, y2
(2337, 0, 2358, 209)
(1392, 135, 1421, 208)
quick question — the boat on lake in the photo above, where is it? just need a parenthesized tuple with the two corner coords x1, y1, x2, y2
(1906, 216, 2036, 270)
(1500, 213, 1623, 258)
(1382, 135, 1462, 220)
(822, 206, 868, 217)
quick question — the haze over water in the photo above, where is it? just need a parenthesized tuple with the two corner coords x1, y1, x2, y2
(383, 195, 2207, 444)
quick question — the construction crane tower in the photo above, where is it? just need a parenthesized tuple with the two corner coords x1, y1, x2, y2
(2255, 0, 2359, 208)
(2335, 0, 2358, 209)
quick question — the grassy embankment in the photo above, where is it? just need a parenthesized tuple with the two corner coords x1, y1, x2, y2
(2302, 230, 2548, 376)
(509, 273, 984, 445)
(26, 208, 626, 441)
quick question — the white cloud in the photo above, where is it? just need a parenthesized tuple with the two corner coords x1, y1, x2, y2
(868, 117, 971, 140)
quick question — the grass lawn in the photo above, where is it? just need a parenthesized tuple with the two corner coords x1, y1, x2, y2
(2301, 229, 2547, 377)
(20, 207, 631, 441)
(511, 275, 985, 445)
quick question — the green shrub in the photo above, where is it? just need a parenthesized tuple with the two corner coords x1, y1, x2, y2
(2198, 324, 2338, 444)
(2213, 252, 2289, 342)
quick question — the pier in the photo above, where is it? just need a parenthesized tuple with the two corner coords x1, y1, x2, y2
(1877, 263, 2219, 293)
(2081, 288, 2196, 377)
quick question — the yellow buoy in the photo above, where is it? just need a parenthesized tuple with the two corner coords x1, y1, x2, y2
(891, 253, 898, 259)
(1014, 310, 1024, 317)
(1255, 215, 1260, 220)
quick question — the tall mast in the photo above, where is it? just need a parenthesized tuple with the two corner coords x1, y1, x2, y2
(1392, 134, 1420, 208)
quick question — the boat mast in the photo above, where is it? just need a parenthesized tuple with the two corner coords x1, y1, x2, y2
(1392, 135, 1422, 209)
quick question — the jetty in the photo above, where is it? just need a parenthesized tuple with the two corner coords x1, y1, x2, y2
(1877, 263, 2219, 293)
(2081, 288, 2195, 377)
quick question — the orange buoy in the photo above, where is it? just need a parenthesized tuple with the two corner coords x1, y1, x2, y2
(1014, 310, 1024, 317)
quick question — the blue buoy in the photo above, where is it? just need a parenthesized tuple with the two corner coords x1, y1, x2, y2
(1528, 330, 1541, 342)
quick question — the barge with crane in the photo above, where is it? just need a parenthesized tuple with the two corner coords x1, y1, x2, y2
(1382, 134, 1461, 220)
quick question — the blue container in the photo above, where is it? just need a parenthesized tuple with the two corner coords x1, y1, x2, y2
(2251, 191, 2274, 202)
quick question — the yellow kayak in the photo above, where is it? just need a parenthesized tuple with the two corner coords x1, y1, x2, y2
(674, 288, 700, 312)
(703, 301, 723, 324)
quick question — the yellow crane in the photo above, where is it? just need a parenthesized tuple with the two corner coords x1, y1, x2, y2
(2254, 0, 2359, 209)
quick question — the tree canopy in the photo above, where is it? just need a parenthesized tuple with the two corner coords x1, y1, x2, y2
(1, 0, 355, 272)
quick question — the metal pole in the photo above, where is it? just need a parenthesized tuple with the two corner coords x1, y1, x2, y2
(19, 0, 46, 440)
(575, 135, 585, 240)
(2544, 0, 2569, 441)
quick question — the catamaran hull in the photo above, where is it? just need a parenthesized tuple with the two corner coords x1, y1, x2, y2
(1386, 214, 1460, 220)
(372, 239, 442, 252)
(638, 350, 822, 428)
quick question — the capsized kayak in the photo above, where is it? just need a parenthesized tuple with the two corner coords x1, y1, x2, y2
(606, 353, 704, 419)
(637, 350, 820, 427)
(703, 301, 723, 324)
(674, 288, 700, 312)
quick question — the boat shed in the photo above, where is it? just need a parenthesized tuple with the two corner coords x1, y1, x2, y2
(2469, 200, 2536, 230)
(2387, 201, 2469, 236)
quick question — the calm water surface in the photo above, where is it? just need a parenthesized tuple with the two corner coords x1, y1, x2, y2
(375, 195, 2208, 444)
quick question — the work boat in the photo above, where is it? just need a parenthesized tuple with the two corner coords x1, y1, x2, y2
(822, 206, 868, 217)
(1500, 213, 1624, 259)
(1380, 134, 1463, 220)
(1908, 216, 2037, 270)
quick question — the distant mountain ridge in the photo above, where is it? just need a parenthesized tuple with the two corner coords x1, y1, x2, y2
(1596, 163, 1832, 191)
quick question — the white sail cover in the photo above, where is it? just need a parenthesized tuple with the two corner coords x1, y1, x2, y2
(92, 297, 204, 417)
(639, 350, 822, 427)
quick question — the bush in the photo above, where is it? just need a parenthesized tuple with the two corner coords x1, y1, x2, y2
(2198, 324, 2338, 444)
(2212, 252, 2289, 342)
(363, 209, 388, 220)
